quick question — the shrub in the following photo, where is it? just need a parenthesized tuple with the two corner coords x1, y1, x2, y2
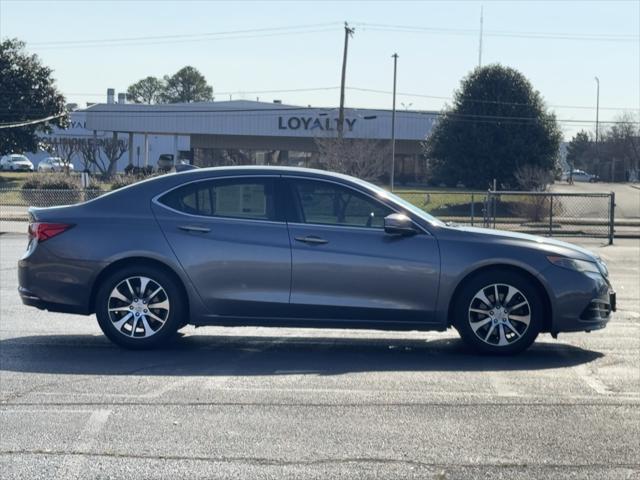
(22, 173, 80, 190)
(124, 164, 154, 176)
(21, 174, 79, 205)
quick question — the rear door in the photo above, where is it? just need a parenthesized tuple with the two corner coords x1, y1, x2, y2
(284, 177, 440, 324)
(152, 175, 292, 317)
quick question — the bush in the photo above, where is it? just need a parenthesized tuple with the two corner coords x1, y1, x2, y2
(22, 173, 80, 190)
(21, 174, 79, 205)
(513, 195, 564, 223)
(20, 173, 102, 205)
(124, 164, 154, 176)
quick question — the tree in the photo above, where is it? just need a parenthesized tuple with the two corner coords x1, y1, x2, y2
(566, 130, 595, 172)
(314, 137, 390, 181)
(424, 64, 562, 189)
(43, 137, 79, 174)
(79, 137, 128, 178)
(126, 76, 164, 104)
(600, 112, 640, 180)
(161, 66, 213, 103)
(0, 38, 68, 153)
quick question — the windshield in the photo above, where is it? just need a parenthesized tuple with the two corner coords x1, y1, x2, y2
(10, 155, 28, 162)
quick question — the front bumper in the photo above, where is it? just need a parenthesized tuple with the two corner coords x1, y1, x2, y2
(543, 265, 614, 334)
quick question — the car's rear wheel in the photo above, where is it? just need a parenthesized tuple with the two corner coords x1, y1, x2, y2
(95, 265, 186, 349)
(453, 270, 543, 355)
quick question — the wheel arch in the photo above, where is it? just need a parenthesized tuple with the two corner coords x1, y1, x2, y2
(447, 264, 553, 332)
(89, 256, 190, 318)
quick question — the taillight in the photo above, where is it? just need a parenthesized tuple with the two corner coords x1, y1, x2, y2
(28, 222, 73, 242)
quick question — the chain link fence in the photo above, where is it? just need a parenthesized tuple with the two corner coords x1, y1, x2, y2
(1, 187, 617, 242)
(397, 190, 616, 243)
(483, 191, 615, 242)
(0, 189, 103, 232)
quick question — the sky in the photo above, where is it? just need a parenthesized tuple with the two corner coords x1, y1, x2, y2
(1, 0, 639, 139)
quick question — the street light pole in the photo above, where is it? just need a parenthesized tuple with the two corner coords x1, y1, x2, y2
(390, 53, 398, 192)
(594, 76, 600, 147)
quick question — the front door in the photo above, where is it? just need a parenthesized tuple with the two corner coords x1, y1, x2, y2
(152, 176, 291, 317)
(284, 178, 440, 324)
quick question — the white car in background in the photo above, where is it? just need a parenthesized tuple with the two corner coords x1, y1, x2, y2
(562, 169, 598, 183)
(37, 157, 74, 173)
(0, 154, 34, 172)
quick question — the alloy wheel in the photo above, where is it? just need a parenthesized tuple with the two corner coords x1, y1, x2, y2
(107, 276, 170, 339)
(468, 283, 531, 347)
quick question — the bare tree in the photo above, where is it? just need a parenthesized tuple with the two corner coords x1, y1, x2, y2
(78, 137, 128, 178)
(514, 164, 553, 192)
(44, 137, 78, 174)
(314, 137, 390, 181)
(78, 138, 99, 172)
(601, 112, 640, 180)
(103, 137, 128, 178)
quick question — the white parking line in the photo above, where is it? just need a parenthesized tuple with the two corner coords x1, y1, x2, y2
(55, 409, 112, 480)
(572, 364, 612, 395)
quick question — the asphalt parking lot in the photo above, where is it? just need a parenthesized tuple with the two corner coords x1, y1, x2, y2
(0, 233, 638, 479)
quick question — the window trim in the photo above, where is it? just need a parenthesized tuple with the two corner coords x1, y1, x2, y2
(283, 175, 428, 234)
(152, 174, 286, 224)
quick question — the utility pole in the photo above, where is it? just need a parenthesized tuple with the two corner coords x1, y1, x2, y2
(478, 6, 484, 67)
(390, 53, 398, 192)
(594, 76, 600, 146)
(338, 22, 355, 138)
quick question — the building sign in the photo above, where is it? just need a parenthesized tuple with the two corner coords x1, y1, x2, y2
(278, 116, 357, 132)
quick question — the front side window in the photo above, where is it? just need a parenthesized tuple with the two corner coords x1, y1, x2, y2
(160, 178, 277, 221)
(291, 179, 393, 228)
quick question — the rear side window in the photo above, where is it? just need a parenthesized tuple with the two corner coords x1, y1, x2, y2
(159, 178, 278, 221)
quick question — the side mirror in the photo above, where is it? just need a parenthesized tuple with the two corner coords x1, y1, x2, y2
(384, 213, 417, 236)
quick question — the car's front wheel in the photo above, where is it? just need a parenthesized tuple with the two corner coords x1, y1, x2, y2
(453, 270, 543, 355)
(95, 265, 186, 349)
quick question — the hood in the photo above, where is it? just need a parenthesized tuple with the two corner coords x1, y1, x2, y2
(447, 225, 599, 261)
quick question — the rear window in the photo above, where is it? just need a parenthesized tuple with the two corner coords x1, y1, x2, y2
(159, 178, 278, 221)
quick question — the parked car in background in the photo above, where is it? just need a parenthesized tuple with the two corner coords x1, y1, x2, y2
(157, 154, 175, 172)
(562, 169, 599, 183)
(37, 157, 74, 173)
(19, 167, 615, 354)
(0, 154, 34, 172)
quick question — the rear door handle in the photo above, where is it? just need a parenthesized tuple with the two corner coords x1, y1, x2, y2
(179, 225, 211, 233)
(294, 235, 328, 245)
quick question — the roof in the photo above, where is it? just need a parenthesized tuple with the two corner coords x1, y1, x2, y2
(84, 100, 438, 141)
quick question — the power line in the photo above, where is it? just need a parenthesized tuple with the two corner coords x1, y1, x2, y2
(353, 22, 640, 42)
(345, 87, 640, 112)
(21, 20, 638, 51)
(0, 113, 66, 129)
(4, 85, 636, 112)
(28, 25, 341, 50)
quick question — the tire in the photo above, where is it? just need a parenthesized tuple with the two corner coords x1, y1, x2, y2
(95, 264, 186, 349)
(452, 269, 543, 355)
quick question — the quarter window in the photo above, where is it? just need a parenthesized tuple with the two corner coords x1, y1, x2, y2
(160, 179, 277, 221)
(291, 180, 393, 228)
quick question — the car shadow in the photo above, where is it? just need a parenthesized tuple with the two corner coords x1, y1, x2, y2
(0, 332, 603, 376)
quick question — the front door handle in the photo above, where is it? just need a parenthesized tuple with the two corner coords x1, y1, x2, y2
(179, 225, 211, 233)
(294, 235, 328, 245)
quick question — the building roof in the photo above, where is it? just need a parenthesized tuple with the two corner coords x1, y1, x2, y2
(84, 100, 438, 142)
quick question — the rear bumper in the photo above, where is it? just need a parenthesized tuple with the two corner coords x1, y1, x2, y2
(18, 243, 100, 316)
(19, 287, 89, 314)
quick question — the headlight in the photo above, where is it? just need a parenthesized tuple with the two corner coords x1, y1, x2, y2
(547, 256, 601, 274)
(597, 260, 609, 278)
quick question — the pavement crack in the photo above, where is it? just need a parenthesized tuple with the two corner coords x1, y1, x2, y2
(0, 450, 639, 470)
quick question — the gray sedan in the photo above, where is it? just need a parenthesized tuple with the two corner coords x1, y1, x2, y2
(18, 167, 615, 354)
